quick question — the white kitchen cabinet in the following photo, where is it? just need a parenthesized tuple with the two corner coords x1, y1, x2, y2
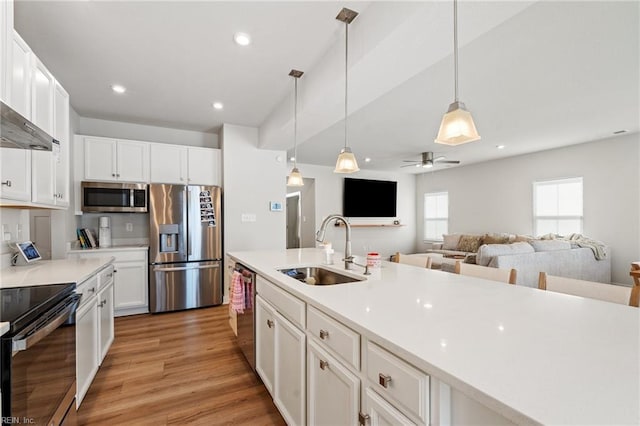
(256, 295, 276, 394)
(53, 80, 70, 206)
(150, 143, 221, 185)
(30, 55, 54, 135)
(307, 338, 360, 426)
(0, 148, 31, 201)
(70, 248, 149, 317)
(9, 30, 30, 118)
(30, 150, 55, 205)
(363, 387, 416, 426)
(98, 269, 115, 364)
(75, 275, 99, 407)
(0, 0, 13, 102)
(255, 277, 306, 426)
(84, 136, 149, 182)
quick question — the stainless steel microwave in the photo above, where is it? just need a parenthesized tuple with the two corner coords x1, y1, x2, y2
(81, 182, 148, 213)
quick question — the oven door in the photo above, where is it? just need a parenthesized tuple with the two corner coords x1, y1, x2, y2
(2, 295, 79, 426)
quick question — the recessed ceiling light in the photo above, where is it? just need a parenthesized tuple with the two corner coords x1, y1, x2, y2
(496, 145, 505, 149)
(289, 156, 296, 162)
(234, 32, 251, 46)
(212, 102, 224, 110)
(364, 157, 371, 163)
(111, 84, 126, 94)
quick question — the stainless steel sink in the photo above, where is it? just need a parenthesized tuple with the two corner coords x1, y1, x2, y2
(279, 266, 364, 286)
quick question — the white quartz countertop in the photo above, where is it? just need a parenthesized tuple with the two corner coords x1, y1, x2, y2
(0, 257, 115, 288)
(67, 244, 148, 253)
(228, 248, 640, 425)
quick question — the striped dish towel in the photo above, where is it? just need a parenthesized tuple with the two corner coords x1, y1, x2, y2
(230, 271, 245, 313)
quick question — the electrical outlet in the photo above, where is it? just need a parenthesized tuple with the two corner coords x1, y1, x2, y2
(241, 214, 256, 223)
(3, 232, 11, 241)
(126, 223, 133, 232)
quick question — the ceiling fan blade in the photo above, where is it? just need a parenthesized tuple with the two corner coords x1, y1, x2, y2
(433, 156, 446, 162)
(402, 160, 419, 162)
(401, 163, 420, 168)
(437, 160, 460, 164)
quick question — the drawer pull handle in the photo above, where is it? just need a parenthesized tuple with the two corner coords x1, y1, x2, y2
(379, 373, 392, 388)
(319, 329, 329, 340)
(358, 413, 370, 426)
(319, 359, 329, 370)
(88, 288, 96, 293)
(267, 319, 274, 329)
(1, 180, 11, 187)
(107, 273, 113, 278)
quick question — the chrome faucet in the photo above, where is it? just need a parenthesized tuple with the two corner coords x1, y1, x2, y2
(316, 214, 353, 270)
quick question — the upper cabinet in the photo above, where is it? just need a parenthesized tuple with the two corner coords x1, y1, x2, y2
(30, 55, 54, 135)
(53, 81, 70, 206)
(150, 144, 221, 186)
(0, 0, 14, 102)
(9, 30, 31, 118)
(84, 137, 150, 183)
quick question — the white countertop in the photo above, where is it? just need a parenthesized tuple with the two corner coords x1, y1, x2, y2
(67, 244, 148, 254)
(0, 257, 115, 288)
(228, 248, 640, 425)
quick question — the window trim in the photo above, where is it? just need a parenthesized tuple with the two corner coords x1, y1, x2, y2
(532, 177, 583, 236)
(423, 191, 449, 242)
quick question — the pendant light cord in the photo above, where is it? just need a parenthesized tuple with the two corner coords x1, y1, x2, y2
(344, 20, 349, 149)
(453, 0, 459, 102)
(293, 76, 298, 168)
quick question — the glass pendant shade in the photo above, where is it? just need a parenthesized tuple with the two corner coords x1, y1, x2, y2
(435, 101, 481, 146)
(334, 147, 360, 173)
(287, 167, 304, 186)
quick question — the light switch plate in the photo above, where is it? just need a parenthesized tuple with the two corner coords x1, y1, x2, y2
(269, 202, 283, 212)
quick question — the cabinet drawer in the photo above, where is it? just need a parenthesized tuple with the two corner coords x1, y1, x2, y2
(76, 275, 98, 308)
(307, 305, 360, 370)
(365, 341, 429, 423)
(256, 275, 305, 329)
(98, 264, 115, 290)
(72, 249, 147, 263)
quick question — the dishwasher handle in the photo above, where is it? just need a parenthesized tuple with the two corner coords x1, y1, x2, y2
(153, 264, 220, 273)
(12, 294, 80, 354)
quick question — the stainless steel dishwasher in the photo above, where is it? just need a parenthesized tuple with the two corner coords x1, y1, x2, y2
(235, 263, 256, 370)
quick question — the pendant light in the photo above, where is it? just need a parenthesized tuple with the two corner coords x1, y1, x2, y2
(287, 69, 305, 187)
(435, 0, 481, 146)
(334, 8, 360, 174)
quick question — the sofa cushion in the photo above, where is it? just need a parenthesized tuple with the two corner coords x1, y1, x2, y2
(483, 233, 510, 245)
(529, 240, 572, 252)
(457, 235, 484, 253)
(442, 234, 461, 250)
(476, 242, 535, 266)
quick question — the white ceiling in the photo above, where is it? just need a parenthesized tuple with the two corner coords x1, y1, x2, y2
(14, 1, 639, 173)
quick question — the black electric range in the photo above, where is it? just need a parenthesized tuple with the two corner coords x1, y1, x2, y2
(1, 282, 79, 426)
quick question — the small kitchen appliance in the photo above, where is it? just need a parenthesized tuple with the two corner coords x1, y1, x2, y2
(99, 216, 112, 248)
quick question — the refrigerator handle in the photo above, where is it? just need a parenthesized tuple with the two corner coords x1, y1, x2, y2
(153, 264, 220, 272)
(186, 187, 192, 257)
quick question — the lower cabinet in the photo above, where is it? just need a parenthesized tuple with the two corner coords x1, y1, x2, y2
(307, 339, 360, 425)
(255, 293, 306, 426)
(98, 279, 115, 364)
(363, 387, 416, 425)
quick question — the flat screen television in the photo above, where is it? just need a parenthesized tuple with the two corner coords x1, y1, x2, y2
(343, 178, 397, 218)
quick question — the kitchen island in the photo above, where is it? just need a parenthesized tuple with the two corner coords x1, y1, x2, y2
(0, 256, 115, 288)
(228, 248, 639, 425)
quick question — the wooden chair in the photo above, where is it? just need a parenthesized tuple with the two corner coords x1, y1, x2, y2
(454, 260, 516, 285)
(393, 252, 432, 269)
(539, 272, 637, 307)
(629, 262, 640, 307)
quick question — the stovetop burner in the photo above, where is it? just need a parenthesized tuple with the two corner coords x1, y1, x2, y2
(0, 283, 75, 335)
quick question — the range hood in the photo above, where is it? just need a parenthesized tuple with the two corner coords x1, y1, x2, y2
(0, 101, 54, 151)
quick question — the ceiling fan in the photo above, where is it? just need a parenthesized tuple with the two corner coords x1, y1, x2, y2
(401, 152, 461, 168)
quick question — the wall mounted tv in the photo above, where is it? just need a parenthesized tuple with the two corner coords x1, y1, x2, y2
(343, 178, 397, 218)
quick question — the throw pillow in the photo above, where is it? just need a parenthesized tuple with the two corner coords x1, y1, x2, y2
(442, 234, 461, 250)
(483, 234, 510, 245)
(456, 235, 483, 253)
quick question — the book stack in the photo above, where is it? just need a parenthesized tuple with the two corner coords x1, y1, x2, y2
(77, 228, 98, 249)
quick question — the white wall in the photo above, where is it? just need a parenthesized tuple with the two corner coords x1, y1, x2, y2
(77, 116, 218, 148)
(0, 208, 30, 267)
(415, 133, 640, 285)
(221, 124, 287, 300)
(296, 163, 417, 260)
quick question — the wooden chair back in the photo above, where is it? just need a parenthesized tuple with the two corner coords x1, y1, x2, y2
(393, 252, 432, 269)
(454, 261, 516, 285)
(629, 262, 640, 307)
(539, 272, 637, 307)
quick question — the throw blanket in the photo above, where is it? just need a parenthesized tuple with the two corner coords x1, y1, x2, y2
(230, 271, 245, 313)
(563, 233, 608, 260)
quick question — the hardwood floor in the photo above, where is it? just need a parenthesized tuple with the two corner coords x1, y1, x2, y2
(77, 305, 285, 425)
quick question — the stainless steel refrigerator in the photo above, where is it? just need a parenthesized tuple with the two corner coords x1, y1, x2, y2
(148, 184, 222, 313)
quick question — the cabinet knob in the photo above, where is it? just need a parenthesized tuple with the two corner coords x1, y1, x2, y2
(378, 373, 392, 388)
(319, 359, 329, 370)
(266, 319, 274, 328)
(358, 413, 370, 426)
(101, 299, 107, 305)
(1, 180, 11, 187)
(111, 173, 116, 177)
(88, 287, 96, 293)
(117, 174, 120, 177)
(319, 329, 329, 340)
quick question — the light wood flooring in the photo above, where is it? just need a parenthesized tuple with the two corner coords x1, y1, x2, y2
(77, 305, 285, 425)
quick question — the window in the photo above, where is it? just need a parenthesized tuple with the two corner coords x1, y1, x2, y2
(424, 192, 448, 240)
(533, 177, 583, 236)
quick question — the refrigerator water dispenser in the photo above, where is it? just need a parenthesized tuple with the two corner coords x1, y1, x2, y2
(159, 224, 180, 253)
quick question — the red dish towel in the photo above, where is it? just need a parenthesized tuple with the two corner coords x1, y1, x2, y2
(230, 271, 245, 313)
